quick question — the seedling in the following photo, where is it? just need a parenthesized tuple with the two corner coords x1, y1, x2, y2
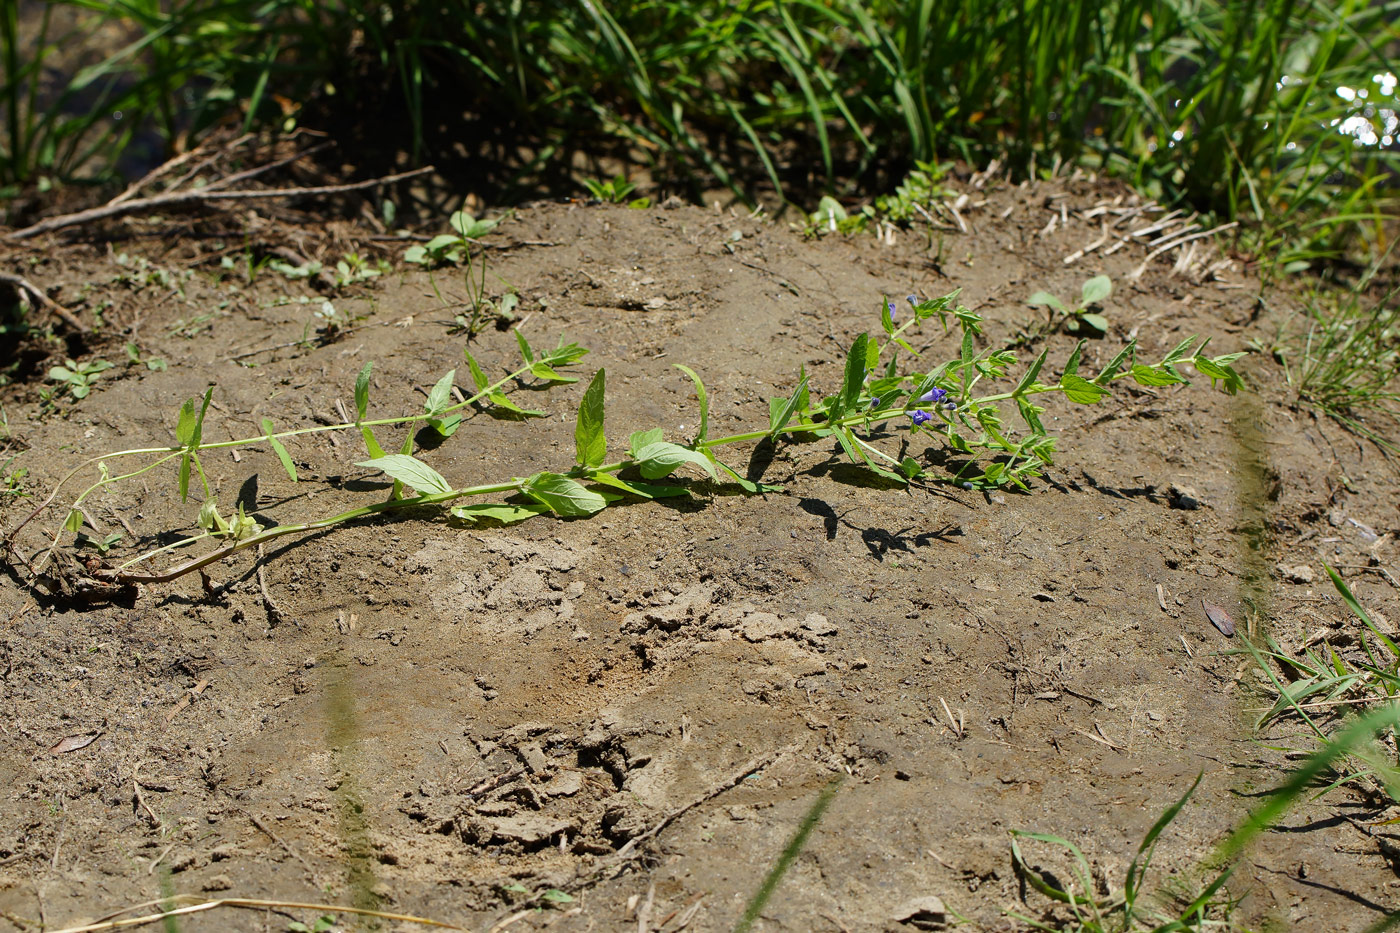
(2, 455, 26, 497)
(406, 210, 505, 337)
(125, 342, 168, 372)
(333, 253, 387, 287)
(404, 211, 501, 267)
(1028, 275, 1113, 335)
(582, 175, 638, 204)
(15, 289, 1246, 598)
(48, 358, 114, 400)
(286, 916, 337, 933)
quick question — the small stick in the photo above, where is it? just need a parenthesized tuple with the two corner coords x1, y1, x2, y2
(132, 763, 161, 828)
(245, 811, 317, 882)
(0, 272, 88, 332)
(4, 166, 435, 241)
(43, 895, 462, 933)
(257, 545, 287, 627)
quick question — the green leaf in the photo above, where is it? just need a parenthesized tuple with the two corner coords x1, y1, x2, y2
(673, 364, 709, 444)
(1017, 398, 1046, 434)
(49, 365, 75, 381)
(1080, 275, 1112, 306)
(197, 498, 228, 534)
(64, 509, 84, 533)
(522, 472, 607, 516)
(403, 245, 427, 264)
(450, 211, 499, 239)
(261, 418, 298, 482)
(832, 426, 861, 464)
(1079, 312, 1108, 333)
(589, 473, 688, 499)
(356, 454, 452, 495)
(1131, 364, 1186, 387)
(450, 502, 548, 525)
(1060, 374, 1109, 404)
(530, 361, 578, 383)
(425, 233, 460, 253)
(960, 328, 975, 365)
(463, 349, 490, 392)
(425, 370, 455, 415)
(1163, 336, 1198, 364)
(428, 413, 462, 437)
(176, 397, 199, 446)
(485, 391, 543, 417)
(541, 890, 574, 904)
(769, 375, 809, 437)
(629, 428, 664, 458)
(1062, 339, 1087, 379)
(634, 441, 718, 481)
(515, 329, 535, 365)
(1194, 357, 1243, 395)
(1094, 340, 1136, 384)
(1027, 291, 1067, 313)
(880, 298, 895, 335)
(834, 333, 870, 418)
(354, 362, 373, 419)
(575, 369, 607, 468)
(1014, 348, 1049, 396)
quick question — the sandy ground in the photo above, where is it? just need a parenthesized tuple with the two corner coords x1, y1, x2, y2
(2, 172, 1398, 932)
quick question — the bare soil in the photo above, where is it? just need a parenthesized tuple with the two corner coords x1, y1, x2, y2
(1, 172, 1398, 933)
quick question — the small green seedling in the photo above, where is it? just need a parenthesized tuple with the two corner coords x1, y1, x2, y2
(125, 342, 167, 372)
(404, 211, 501, 266)
(2, 455, 26, 497)
(334, 253, 387, 287)
(582, 175, 639, 204)
(1028, 275, 1113, 335)
(48, 358, 114, 400)
(286, 916, 337, 933)
(75, 529, 123, 554)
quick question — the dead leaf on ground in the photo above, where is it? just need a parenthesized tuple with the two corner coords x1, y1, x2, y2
(49, 732, 100, 755)
(1202, 599, 1235, 637)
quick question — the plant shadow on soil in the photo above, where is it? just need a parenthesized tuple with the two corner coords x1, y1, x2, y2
(0, 176, 1398, 932)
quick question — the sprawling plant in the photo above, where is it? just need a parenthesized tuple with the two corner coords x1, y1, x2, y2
(9, 290, 1244, 594)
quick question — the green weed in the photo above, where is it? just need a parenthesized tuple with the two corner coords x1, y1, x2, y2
(1013, 702, 1400, 931)
(125, 342, 167, 372)
(7, 1, 1396, 257)
(1028, 276, 1114, 337)
(582, 175, 638, 204)
(1289, 288, 1400, 454)
(47, 356, 113, 400)
(1246, 564, 1400, 804)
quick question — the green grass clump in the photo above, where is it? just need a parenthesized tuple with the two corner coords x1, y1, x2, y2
(4, 0, 1396, 256)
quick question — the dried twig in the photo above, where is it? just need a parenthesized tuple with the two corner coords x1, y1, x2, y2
(4, 166, 435, 241)
(0, 272, 88, 332)
(44, 895, 462, 933)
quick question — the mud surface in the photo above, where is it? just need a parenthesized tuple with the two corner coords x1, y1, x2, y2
(2, 174, 1398, 932)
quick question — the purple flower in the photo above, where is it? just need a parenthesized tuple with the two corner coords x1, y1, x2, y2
(909, 409, 933, 427)
(919, 386, 948, 404)
(919, 387, 958, 411)
(907, 294, 919, 307)
(886, 299, 898, 321)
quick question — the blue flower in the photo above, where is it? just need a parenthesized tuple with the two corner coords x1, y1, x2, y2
(909, 409, 933, 427)
(907, 294, 919, 307)
(919, 386, 948, 404)
(918, 387, 958, 411)
(886, 299, 898, 321)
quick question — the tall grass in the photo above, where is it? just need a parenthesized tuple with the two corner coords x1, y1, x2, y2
(2, 0, 1396, 252)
